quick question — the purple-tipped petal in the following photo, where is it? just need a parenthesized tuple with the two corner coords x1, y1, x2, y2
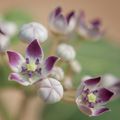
(66, 11, 75, 23)
(54, 14, 67, 32)
(9, 73, 30, 86)
(26, 40, 43, 60)
(92, 107, 110, 116)
(84, 77, 101, 87)
(97, 88, 114, 102)
(91, 19, 101, 28)
(78, 104, 92, 116)
(54, 6, 62, 17)
(44, 56, 59, 72)
(7, 51, 25, 72)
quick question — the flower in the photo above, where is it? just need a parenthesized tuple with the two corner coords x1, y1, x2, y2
(50, 66, 64, 81)
(36, 77, 64, 103)
(76, 77, 114, 116)
(0, 21, 17, 37)
(77, 11, 104, 40)
(57, 43, 76, 61)
(0, 31, 10, 53)
(7, 40, 59, 86)
(19, 22, 48, 43)
(49, 6, 76, 35)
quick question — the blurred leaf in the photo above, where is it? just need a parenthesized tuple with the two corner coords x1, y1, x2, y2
(4, 9, 32, 26)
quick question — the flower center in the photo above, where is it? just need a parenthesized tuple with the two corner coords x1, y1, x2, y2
(26, 62, 37, 71)
(87, 93, 96, 103)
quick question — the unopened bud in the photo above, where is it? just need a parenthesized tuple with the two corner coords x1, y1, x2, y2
(50, 67, 64, 81)
(37, 78, 63, 104)
(19, 22, 48, 43)
(57, 43, 76, 61)
(70, 60, 82, 73)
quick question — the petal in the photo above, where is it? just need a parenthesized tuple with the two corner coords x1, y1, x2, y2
(66, 11, 75, 23)
(44, 56, 59, 73)
(54, 14, 67, 33)
(97, 88, 114, 102)
(54, 6, 62, 17)
(92, 107, 110, 116)
(78, 104, 92, 116)
(9, 73, 31, 86)
(26, 40, 43, 60)
(91, 19, 101, 28)
(84, 77, 101, 87)
(7, 51, 25, 72)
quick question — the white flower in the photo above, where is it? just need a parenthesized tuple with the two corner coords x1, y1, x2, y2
(50, 67, 64, 81)
(63, 76, 73, 89)
(37, 78, 63, 104)
(0, 34, 10, 52)
(57, 43, 76, 61)
(0, 21, 17, 37)
(70, 60, 82, 73)
(19, 22, 48, 43)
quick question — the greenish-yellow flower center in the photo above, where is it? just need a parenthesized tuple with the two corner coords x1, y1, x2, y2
(26, 62, 37, 71)
(87, 93, 97, 103)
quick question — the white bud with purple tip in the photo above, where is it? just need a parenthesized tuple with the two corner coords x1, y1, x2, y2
(57, 43, 76, 61)
(19, 22, 48, 43)
(50, 67, 64, 81)
(37, 78, 64, 104)
(70, 60, 82, 73)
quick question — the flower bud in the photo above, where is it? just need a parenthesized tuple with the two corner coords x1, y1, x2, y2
(101, 74, 119, 88)
(0, 21, 17, 37)
(0, 34, 10, 52)
(19, 22, 48, 43)
(70, 60, 82, 73)
(63, 76, 73, 90)
(50, 67, 64, 81)
(37, 78, 63, 104)
(57, 43, 76, 61)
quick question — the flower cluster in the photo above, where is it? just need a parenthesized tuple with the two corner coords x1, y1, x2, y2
(1, 6, 119, 118)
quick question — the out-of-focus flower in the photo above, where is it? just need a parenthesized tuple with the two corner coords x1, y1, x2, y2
(0, 21, 17, 37)
(57, 43, 76, 61)
(70, 60, 82, 73)
(19, 22, 48, 43)
(77, 11, 104, 40)
(50, 66, 64, 81)
(76, 77, 114, 116)
(7, 40, 59, 86)
(0, 33, 10, 53)
(49, 6, 76, 35)
(37, 77, 63, 103)
(63, 76, 73, 90)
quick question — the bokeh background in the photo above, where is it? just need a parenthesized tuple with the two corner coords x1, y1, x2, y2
(0, 0, 120, 120)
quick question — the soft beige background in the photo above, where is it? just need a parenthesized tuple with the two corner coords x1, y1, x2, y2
(0, 0, 120, 41)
